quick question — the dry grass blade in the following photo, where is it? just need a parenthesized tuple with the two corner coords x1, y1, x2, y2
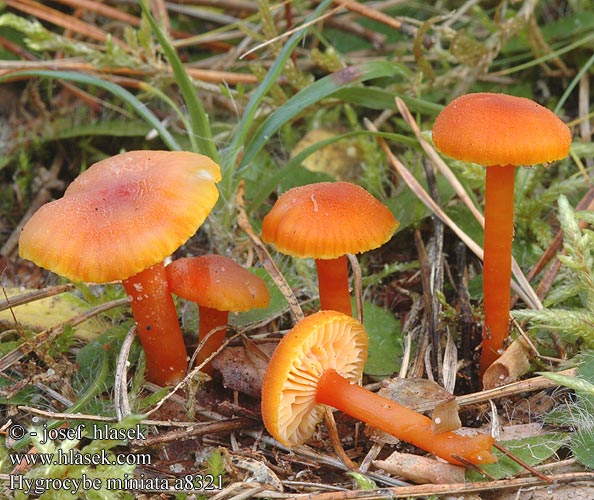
(0, 59, 259, 85)
(114, 325, 136, 421)
(5, 0, 129, 50)
(236, 181, 304, 322)
(395, 98, 542, 311)
(0, 284, 75, 313)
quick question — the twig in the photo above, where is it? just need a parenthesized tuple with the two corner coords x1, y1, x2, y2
(281, 471, 594, 499)
(0, 284, 75, 313)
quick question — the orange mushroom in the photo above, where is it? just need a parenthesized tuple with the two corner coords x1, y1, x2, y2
(261, 310, 496, 466)
(261, 182, 398, 316)
(19, 150, 221, 385)
(432, 93, 571, 374)
(166, 254, 270, 373)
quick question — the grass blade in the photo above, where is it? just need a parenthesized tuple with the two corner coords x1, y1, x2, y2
(139, 0, 218, 161)
(240, 61, 408, 169)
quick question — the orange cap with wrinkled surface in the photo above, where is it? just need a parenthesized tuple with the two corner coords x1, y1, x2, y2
(432, 93, 572, 167)
(261, 182, 398, 259)
(19, 150, 221, 283)
(261, 310, 368, 447)
(166, 254, 270, 312)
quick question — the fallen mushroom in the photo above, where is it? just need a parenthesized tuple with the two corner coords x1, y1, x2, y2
(261, 182, 398, 316)
(432, 93, 571, 374)
(19, 150, 221, 385)
(166, 254, 270, 373)
(261, 310, 496, 465)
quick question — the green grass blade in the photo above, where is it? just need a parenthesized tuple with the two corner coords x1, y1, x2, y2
(240, 61, 407, 169)
(139, 0, 218, 161)
(221, 0, 335, 190)
(0, 69, 181, 151)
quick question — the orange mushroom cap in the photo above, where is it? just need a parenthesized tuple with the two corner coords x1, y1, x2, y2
(19, 151, 221, 283)
(432, 93, 572, 166)
(166, 255, 270, 312)
(261, 310, 368, 446)
(261, 182, 398, 259)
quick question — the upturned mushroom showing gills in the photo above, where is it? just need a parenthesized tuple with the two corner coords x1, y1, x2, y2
(261, 182, 398, 316)
(261, 310, 496, 465)
(432, 93, 571, 374)
(19, 150, 221, 386)
(166, 254, 270, 373)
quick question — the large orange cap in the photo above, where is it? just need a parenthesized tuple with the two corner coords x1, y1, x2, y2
(261, 182, 398, 259)
(261, 310, 368, 447)
(166, 255, 270, 312)
(432, 93, 572, 167)
(19, 150, 221, 283)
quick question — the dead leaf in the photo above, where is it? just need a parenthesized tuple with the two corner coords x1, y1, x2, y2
(483, 337, 532, 389)
(291, 128, 362, 181)
(212, 342, 277, 397)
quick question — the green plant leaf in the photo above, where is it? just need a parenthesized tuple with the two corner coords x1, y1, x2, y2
(362, 301, 403, 378)
(466, 433, 569, 481)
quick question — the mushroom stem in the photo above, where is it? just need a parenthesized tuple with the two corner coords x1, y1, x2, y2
(196, 307, 230, 374)
(315, 256, 352, 316)
(316, 369, 496, 466)
(122, 263, 188, 386)
(481, 165, 516, 374)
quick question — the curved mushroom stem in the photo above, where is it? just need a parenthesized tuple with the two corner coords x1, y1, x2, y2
(122, 263, 188, 386)
(315, 256, 352, 316)
(481, 165, 516, 375)
(196, 307, 229, 374)
(317, 369, 496, 465)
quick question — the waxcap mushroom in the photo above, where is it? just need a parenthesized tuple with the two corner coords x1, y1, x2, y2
(261, 310, 497, 465)
(262, 181, 397, 259)
(166, 254, 271, 373)
(262, 310, 368, 446)
(166, 254, 270, 313)
(20, 150, 221, 284)
(261, 182, 398, 315)
(432, 92, 571, 167)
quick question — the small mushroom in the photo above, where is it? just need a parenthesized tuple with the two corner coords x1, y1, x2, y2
(261, 182, 398, 316)
(261, 310, 496, 465)
(19, 150, 221, 385)
(432, 93, 571, 374)
(166, 254, 270, 373)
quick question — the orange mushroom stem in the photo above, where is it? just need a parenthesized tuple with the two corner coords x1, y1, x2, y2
(481, 165, 516, 373)
(317, 368, 496, 465)
(261, 311, 496, 466)
(122, 263, 188, 386)
(315, 256, 352, 315)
